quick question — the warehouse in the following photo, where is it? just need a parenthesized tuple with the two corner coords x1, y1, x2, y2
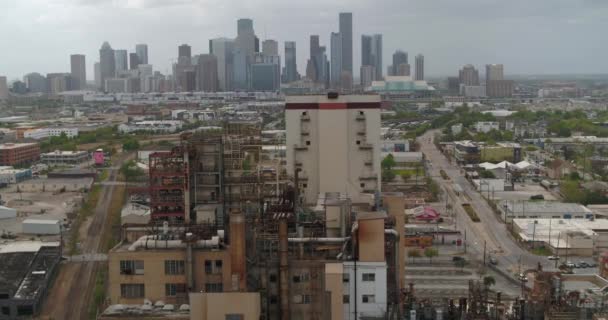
(0, 166, 31, 184)
(17, 177, 94, 193)
(0, 205, 17, 219)
(41, 150, 89, 165)
(498, 200, 594, 223)
(21, 219, 62, 235)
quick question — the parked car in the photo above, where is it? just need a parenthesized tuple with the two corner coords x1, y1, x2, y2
(578, 261, 590, 268)
(518, 273, 528, 282)
(548, 256, 559, 260)
(530, 194, 545, 200)
(489, 256, 498, 265)
(565, 261, 576, 268)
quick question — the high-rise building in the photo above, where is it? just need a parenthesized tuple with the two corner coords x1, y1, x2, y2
(396, 63, 410, 76)
(24, 73, 47, 93)
(330, 32, 342, 88)
(209, 38, 234, 91)
(372, 34, 382, 80)
(135, 44, 148, 64)
(459, 64, 480, 86)
(94, 62, 101, 89)
(0, 76, 8, 101)
(114, 49, 128, 73)
(197, 54, 219, 92)
(339, 13, 353, 77)
(262, 39, 278, 56)
(285, 94, 381, 204)
(360, 65, 375, 87)
(282, 41, 299, 83)
(486, 80, 514, 98)
(138, 64, 153, 92)
(308, 35, 328, 86)
(46, 73, 71, 95)
(392, 50, 408, 75)
(129, 53, 139, 70)
(414, 54, 424, 81)
(361, 35, 372, 67)
(99, 41, 116, 91)
(70, 54, 86, 90)
(237, 18, 254, 36)
(485, 64, 504, 81)
(178, 44, 192, 62)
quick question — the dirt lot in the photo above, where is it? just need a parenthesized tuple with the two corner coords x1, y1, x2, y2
(492, 183, 558, 201)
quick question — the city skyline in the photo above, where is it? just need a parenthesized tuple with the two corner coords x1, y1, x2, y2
(1, 0, 607, 81)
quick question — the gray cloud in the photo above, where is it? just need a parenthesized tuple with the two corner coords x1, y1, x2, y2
(0, 0, 607, 80)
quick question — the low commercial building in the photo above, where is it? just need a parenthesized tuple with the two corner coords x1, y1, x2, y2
(0, 241, 61, 318)
(189, 292, 261, 320)
(499, 201, 594, 223)
(474, 121, 499, 133)
(480, 142, 522, 163)
(17, 177, 94, 193)
(513, 218, 608, 256)
(118, 120, 183, 134)
(381, 139, 410, 152)
(41, 150, 89, 165)
(23, 127, 78, 140)
(0, 167, 32, 184)
(0, 143, 40, 166)
(453, 141, 480, 164)
(21, 219, 62, 235)
(0, 205, 17, 219)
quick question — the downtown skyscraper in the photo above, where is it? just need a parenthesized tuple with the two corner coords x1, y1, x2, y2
(99, 41, 115, 90)
(330, 32, 342, 88)
(209, 37, 234, 91)
(391, 50, 409, 76)
(114, 49, 128, 73)
(339, 12, 353, 79)
(70, 54, 86, 90)
(135, 44, 148, 65)
(361, 34, 382, 84)
(414, 54, 424, 81)
(282, 41, 298, 83)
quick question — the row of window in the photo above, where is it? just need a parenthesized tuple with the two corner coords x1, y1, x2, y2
(264, 294, 376, 305)
(119, 259, 223, 276)
(342, 294, 376, 303)
(342, 273, 375, 282)
(120, 282, 224, 298)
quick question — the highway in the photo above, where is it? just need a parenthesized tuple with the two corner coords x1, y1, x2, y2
(418, 130, 555, 277)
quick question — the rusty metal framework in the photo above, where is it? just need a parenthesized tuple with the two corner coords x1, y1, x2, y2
(148, 146, 188, 221)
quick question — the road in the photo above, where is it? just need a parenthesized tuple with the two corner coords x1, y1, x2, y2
(418, 130, 554, 278)
(39, 152, 131, 320)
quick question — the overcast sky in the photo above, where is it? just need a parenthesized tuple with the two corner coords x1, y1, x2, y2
(1, 0, 607, 81)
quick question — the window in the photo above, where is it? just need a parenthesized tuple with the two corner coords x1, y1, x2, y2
(120, 284, 145, 298)
(302, 183, 308, 188)
(120, 260, 144, 275)
(215, 260, 223, 272)
(342, 273, 350, 283)
(269, 274, 277, 283)
(226, 315, 244, 320)
(306, 140, 310, 146)
(269, 295, 278, 304)
(293, 294, 312, 304)
(360, 183, 365, 188)
(362, 295, 375, 303)
(165, 283, 187, 297)
(359, 111, 364, 115)
(165, 260, 185, 275)
(205, 260, 212, 274)
(343, 295, 350, 303)
(205, 283, 223, 292)
(302, 111, 307, 116)
(292, 273, 310, 283)
(362, 273, 375, 281)
(356, 140, 361, 145)
(17, 305, 33, 316)
(1, 306, 9, 316)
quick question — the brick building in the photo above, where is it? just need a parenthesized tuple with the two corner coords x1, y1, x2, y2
(0, 143, 40, 166)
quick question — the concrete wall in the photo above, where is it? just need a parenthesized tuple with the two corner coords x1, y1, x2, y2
(189, 292, 260, 320)
(324, 263, 344, 320)
(358, 216, 385, 263)
(343, 261, 388, 319)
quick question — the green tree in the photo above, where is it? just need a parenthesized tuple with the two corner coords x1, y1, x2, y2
(479, 170, 496, 179)
(408, 249, 421, 263)
(381, 154, 396, 170)
(120, 160, 144, 182)
(122, 137, 140, 151)
(483, 276, 496, 288)
(561, 180, 585, 203)
(424, 247, 439, 264)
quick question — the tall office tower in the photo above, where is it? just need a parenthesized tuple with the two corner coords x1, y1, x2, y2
(330, 32, 342, 88)
(360, 65, 375, 87)
(138, 64, 153, 92)
(485, 64, 504, 81)
(361, 35, 372, 68)
(0, 76, 8, 101)
(197, 54, 219, 92)
(94, 62, 101, 89)
(308, 35, 327, 84)
(396, 63, 411, 76)
(310, 35, 320, 61)
(129, 53, 139, 70)
(262, 39, 278, 56)
(114, 50, 128, 73)
(46, 73, 71, 95)
(135, 44, 148, 64)
(285, 94, 381, 204)
(99, 41, 116, 90)
(209, 38, 234, 91)
(24, 73, 47, 93)
(392, 50, 408, 75)
(339, 13, 353, 77)
(237, 18, 254, 36)
(70, 54, 86, 90)
(178, 44, 192, 63)
(414, 54, 424, 81)
(282, 41, 298, 83)
(251, 53, 281, 91)
(371, 34, 382, 80)
(459, 64, 480, 85)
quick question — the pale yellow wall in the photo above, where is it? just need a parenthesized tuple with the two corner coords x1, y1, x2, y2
(358, 218, 385, 262)
(324, 263, 344, 320)
(189, 292, 261, 320)
(108, 249, 232, 305)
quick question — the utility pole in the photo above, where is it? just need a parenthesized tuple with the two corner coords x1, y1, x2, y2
(464, 229, 467, 254)
(555, 232, 561, 268)
(483, 240, 487, 266)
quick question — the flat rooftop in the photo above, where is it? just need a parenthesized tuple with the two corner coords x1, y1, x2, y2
(501, 201, 591, 215)
(0, 143, 38, 150)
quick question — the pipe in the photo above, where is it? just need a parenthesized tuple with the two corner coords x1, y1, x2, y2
(186, 243, 194, 289)
(279, 219, 289, 320)
(128, 236, 220, 251)
(385, 228, 402, 320)
(287, 237, 349, 243)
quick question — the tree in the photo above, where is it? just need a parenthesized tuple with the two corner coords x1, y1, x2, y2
(453, 258, 466, 271)
(561, 180, 585, 203)
(401, 172, 411, 181)
(122, 137, 140, 151)
(381, 154, 396, 170)
(569, 172, 581, 181)
(120, 160, 144, 182)
(424, 247, 439, 264)
(483, 276, 496, 288)
(408, 249, 421, 263)
(479, 170, 496, 179)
